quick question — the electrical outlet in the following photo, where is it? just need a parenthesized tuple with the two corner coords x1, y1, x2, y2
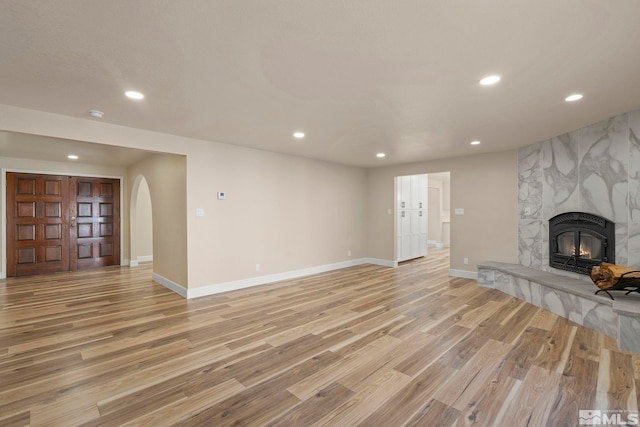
(463, 258, 469, 265)
(347, 250, 351, 257)
(256, 264, 261, 272)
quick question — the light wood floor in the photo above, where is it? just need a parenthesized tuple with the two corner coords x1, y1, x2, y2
(1, 249, 639, 426)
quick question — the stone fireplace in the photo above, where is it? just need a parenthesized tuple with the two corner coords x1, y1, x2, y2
(518, 110, 640, 276)
(548, 212, 615, 275)
(480, 109, 640, 354)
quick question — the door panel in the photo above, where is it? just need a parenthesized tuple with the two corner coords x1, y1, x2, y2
(7, 173, 120, 277)
(7, 173, 70, 276)
(69, 177, 120, 271)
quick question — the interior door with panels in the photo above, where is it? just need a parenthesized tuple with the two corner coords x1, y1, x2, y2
(69, 177, 120, 270)
(6, 173, 120, 277)
(6, 173, 70, 276)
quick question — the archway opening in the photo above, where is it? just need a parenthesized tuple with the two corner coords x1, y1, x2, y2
(130, 175, 153, 267)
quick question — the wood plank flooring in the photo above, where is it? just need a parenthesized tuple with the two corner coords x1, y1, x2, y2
(1, 249, 639, 426)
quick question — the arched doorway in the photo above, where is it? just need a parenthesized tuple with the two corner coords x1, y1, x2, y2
(130, 175, 153, 267)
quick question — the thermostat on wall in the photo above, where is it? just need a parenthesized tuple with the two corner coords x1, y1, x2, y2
(217, 192, 226, 200)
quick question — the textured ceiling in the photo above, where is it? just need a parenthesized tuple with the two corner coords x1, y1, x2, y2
(1, 1, 640, 167)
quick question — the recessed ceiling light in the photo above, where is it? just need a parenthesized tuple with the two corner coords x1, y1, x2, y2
(68, 154, 79, 160)
(376, 153, 386, 158)
(479, 75, 501, 86)
(125, 90, 145, 100)
(470, 140, 481, 145)
(293, 132, 305, 138)
(565, 94, 583, 102)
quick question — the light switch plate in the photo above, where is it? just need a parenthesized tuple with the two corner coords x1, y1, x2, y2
(217, 192, 226, 200)
(454, 208, 464, 215)
(196, 208, 205, 217)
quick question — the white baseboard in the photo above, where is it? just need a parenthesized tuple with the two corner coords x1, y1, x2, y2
(155, 257, 398, 299)
(187, 258, 369, 299)
(365, 258, 398, 268)
(449, 269, 478, 280)
(129, 260, 138, 267)
(428, 240, 444, 249)
(138, 255, 153, 263)
(153, 272, 188, 298)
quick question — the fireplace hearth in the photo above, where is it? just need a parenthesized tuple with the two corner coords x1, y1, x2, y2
(549, 212, 615, 275)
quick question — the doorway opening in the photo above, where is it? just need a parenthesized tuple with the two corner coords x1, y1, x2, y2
(394, 171, 450, 264)
(130, 175, 153, 267)
(426, 172, 451, 251)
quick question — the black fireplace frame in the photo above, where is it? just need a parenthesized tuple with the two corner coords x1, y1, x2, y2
(548, 212, 615, 275)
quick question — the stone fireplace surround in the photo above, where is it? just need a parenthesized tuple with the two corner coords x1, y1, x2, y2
(477, 261, 640, 353)
(478, 109, 640, 352)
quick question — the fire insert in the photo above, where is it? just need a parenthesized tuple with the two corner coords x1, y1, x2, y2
(548, 212, 615, 275)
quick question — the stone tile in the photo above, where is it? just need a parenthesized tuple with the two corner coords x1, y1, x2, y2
(629, 221, 640, 267)
(477, 268, 495, 288)
(541, 288, 582, 324)
(579, 113, 629, 223)
(541, 221, 549, 271)
(618, 315, 640, 353)
(582, 299, 618, 339)
(629, 109, 640, 224)
(615, 223, 629, 266)
(495, 271, 516, 297)
(542, 131, 580, 220)
(628, 109, 640, 267)
(519, 220, 543, 269)
(519, 142, 543, 219)
(530, 281, 542, 307)
(514, 277, 533, 304)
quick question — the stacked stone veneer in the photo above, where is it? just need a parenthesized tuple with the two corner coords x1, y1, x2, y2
(519, 109, 640, 275)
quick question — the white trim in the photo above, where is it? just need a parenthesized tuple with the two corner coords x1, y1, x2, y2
(187, 258, 368, 299)
(154, 257, 399, 299)
(137, 255, 153, 263)
(166, 258, 394, 299)
(427, 240, 444, 249)
(449, 268, 478, 280)
(129, 260, 139, 267)
(153, 272, 188, 298)
(365, 258, 398, 268)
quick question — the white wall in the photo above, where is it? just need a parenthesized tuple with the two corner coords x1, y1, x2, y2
(0, 105, 367, 292)
(0, 104, 519, 292)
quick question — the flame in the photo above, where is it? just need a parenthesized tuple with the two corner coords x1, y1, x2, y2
(579, 243, 592, 258)
(564, 243, 593, 259)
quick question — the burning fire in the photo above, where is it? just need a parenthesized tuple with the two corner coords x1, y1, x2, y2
(579, 244, 592, 258)
(567, 243, 593, 258)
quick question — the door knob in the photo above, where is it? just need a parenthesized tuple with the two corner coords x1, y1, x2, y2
(70, 216, 77, 227)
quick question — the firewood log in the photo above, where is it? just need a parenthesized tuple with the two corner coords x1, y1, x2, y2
(590, 262, 640, 290)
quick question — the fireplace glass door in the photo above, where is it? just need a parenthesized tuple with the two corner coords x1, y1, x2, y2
(556, 231, 602, 260)
(548, 212, 614, 275)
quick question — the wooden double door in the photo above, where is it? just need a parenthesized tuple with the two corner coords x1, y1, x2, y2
(7, 173, 120, 277)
